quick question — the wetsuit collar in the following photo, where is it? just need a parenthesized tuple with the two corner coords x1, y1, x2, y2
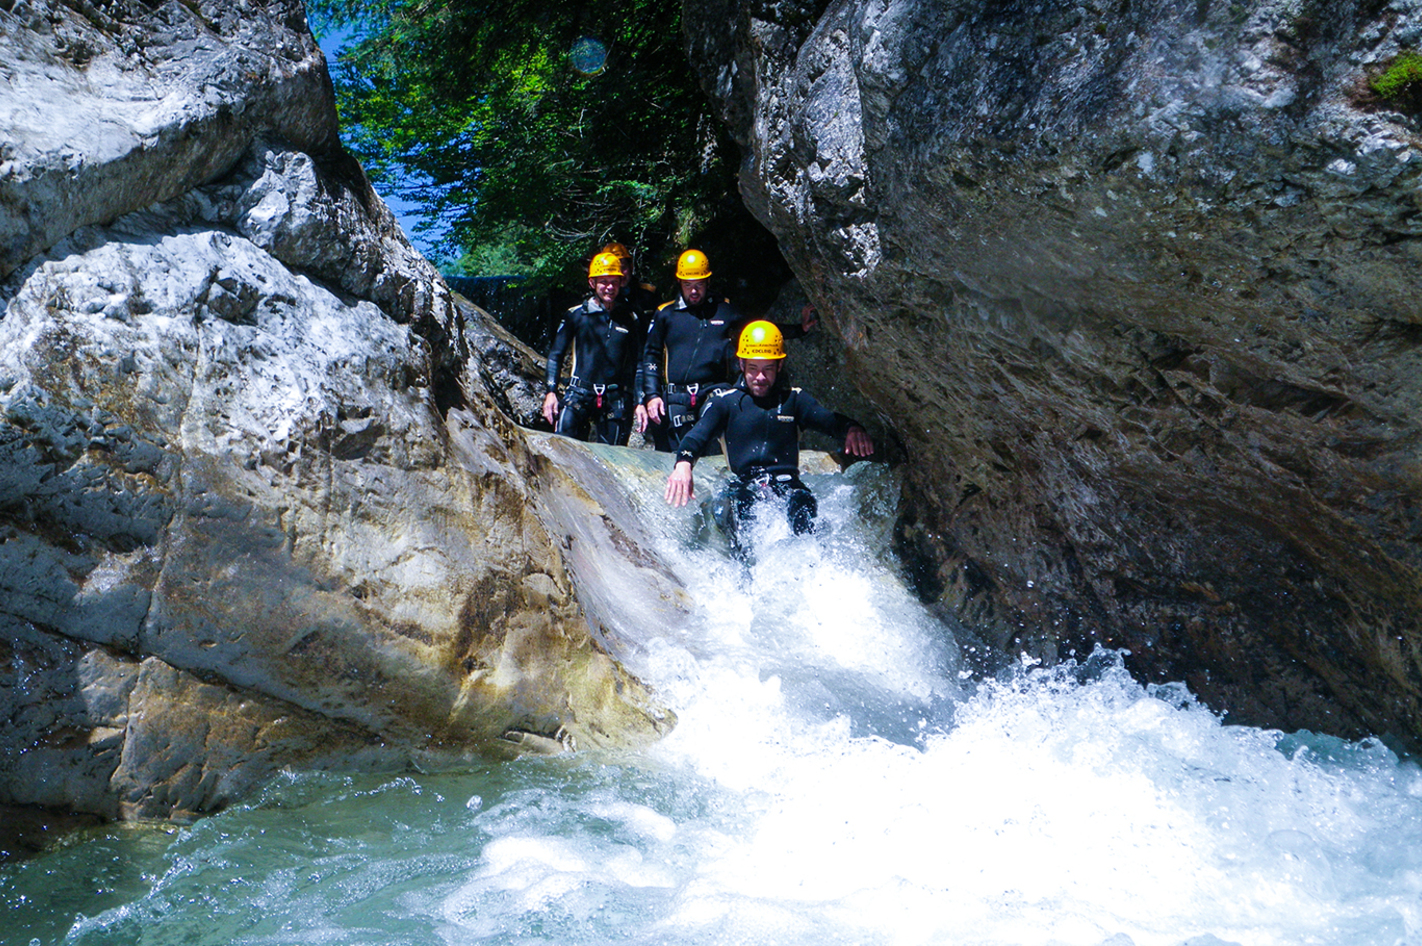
(679, 294, 718, 317)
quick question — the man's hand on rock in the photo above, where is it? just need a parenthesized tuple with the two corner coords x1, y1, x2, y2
(665, 460, 695, 506)
(801, 303, 819, 333)
(844, 425, 874, 457)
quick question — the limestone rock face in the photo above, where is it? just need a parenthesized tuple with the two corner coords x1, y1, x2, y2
(689, 0, 1422, 744)
(1, 0, 671, 826)
(1, 0, 335, 280)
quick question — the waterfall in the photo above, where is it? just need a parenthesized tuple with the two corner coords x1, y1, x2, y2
(5, 454, 1422, 946)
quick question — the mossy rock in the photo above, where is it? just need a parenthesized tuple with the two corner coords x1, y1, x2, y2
(1371, 52, 1422, 113)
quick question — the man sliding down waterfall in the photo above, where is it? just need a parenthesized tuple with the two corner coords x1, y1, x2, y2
(664, 321, 875, 555)
(640, 249, 814, 454)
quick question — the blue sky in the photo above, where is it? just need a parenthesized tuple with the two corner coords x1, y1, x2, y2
(314, 23, 443, 261)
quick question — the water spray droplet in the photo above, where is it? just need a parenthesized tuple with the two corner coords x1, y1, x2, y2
(570, 37, 607, 75)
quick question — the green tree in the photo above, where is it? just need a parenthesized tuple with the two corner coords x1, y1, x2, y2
(308, 0, 785, 296)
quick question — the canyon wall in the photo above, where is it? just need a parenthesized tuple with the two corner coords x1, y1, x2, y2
(687, 0, 1422, 745)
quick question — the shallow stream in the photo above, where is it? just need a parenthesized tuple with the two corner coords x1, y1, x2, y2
(4, 459, 1422, 946)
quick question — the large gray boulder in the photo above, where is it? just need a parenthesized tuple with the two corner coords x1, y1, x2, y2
(688, 0, 1422, 745)
(0, 0, 673, 827)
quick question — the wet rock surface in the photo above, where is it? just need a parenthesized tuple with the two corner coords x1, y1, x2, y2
(689, 0, 1422, 744)
(1, 0, 671, 829)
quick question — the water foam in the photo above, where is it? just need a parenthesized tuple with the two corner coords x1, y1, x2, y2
(9, 463, 1422, 946)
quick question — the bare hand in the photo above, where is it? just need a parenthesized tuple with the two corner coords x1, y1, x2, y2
(634, 403, 649, 434)
(665, 461, 695, 506)
(801, 304, 818, 333)
(844, 425, 874, 457)
(542, 392, 559, 427)
(646, 396, 666, 425)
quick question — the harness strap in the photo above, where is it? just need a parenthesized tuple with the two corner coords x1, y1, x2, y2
(745, 471, 798, 488)
(667, 381, 727, 405)
(566, 379, 624, 412)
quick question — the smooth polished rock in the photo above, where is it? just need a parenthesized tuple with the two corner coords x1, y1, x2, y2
(0, 0, 674, 827)
(0, 210, 675, 821)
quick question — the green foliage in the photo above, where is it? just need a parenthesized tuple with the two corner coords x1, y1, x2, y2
(447, 240, 526, 278)
(1371, 52, 1422, 107)
(308, 0, 759, 293)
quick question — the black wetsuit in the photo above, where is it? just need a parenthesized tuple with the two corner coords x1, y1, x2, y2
(641, 296, 805, 452)
(621, 278, 660, 320)
(675, 376, 859, 546)
(545, 295, 645, 445)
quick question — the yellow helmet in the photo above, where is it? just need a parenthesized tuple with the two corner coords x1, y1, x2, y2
(588, 252, 625, 279)
(675, 249, 712, 280)
(602, 241, 633, 263)
(737, 320, 786, 359)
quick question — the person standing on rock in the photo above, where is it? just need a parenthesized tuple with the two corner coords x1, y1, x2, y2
(542, 252, 646, 445)
(664, 320, 873, 553)
(639, 249, 812, 453)
(602, 241, 659, 321)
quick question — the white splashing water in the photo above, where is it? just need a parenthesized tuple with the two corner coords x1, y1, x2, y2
(7, 464, 1422, 946)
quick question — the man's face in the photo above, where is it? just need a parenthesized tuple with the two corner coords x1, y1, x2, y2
(681, 278, 709, 306)
(741, 358, 780, 396)
(590, 275, 623, 306)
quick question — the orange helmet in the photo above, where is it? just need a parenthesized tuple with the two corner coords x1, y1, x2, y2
(602, 242, 633, 263)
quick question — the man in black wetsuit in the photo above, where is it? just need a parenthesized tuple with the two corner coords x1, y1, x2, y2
(639, 249, 810, 453)
(664, 320, 874, 549)
(542, 251, 645, 445)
